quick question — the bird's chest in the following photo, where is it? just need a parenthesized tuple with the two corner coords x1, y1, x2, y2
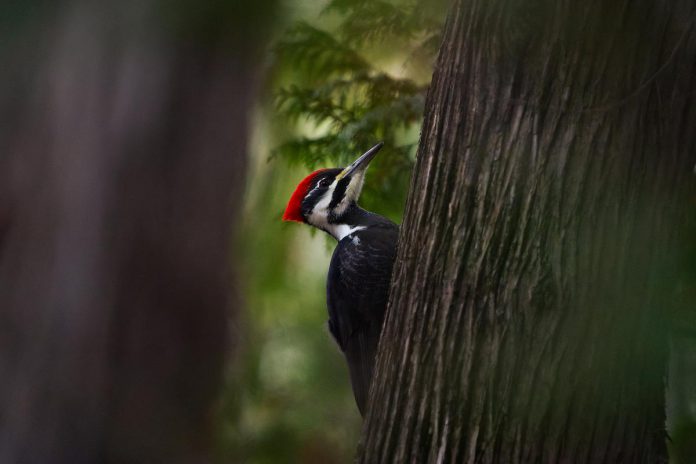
(328, 235, 366, 289)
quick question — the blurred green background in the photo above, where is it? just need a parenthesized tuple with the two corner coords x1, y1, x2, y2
(215, 1, 443, 462)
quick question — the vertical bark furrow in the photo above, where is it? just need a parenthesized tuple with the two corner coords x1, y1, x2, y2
(361, 0, 696, 462)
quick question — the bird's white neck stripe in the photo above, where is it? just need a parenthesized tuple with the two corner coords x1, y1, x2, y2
(326, 224, 366, 241)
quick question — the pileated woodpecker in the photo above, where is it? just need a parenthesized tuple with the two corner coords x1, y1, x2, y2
(283, 142, 398, 416)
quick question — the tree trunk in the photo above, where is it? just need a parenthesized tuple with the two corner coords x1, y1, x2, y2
(360, 0, 696, 462)
(0, 1, 272, 463)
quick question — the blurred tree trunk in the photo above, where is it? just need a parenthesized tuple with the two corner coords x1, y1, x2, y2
(360, 0, 696, 463)
(0, 1, 273, 463)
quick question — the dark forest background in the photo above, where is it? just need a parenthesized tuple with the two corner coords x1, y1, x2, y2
(0, 0, 694, 463)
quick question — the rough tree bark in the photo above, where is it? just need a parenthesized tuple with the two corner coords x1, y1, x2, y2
(360, 0, 696, 462)
(0, 1, 273, 463)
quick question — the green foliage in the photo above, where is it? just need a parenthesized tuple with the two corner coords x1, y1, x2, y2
(272, 0, 445, 222)
(328, 0, 443, 47)
(275, 22, 371, 80)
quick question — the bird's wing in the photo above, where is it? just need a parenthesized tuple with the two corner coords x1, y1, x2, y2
(326, 224, 398, 415)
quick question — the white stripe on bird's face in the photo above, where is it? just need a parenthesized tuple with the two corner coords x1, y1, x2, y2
(306, 182, 335, 229)
(305, 172, 366, 240)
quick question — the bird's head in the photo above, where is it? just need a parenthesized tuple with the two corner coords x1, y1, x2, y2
(282, 142, 383, 232)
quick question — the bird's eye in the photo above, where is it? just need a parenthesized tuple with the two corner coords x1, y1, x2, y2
(319, 178, 331, 188)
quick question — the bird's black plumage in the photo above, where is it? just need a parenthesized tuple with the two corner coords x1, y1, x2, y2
(283, 142, 397, 416)
(326, 208, 398, 415)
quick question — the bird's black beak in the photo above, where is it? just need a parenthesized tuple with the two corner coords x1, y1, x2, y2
(336, 142, 384, 180)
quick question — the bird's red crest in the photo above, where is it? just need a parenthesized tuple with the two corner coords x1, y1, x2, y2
(283, 169, 328, 223)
